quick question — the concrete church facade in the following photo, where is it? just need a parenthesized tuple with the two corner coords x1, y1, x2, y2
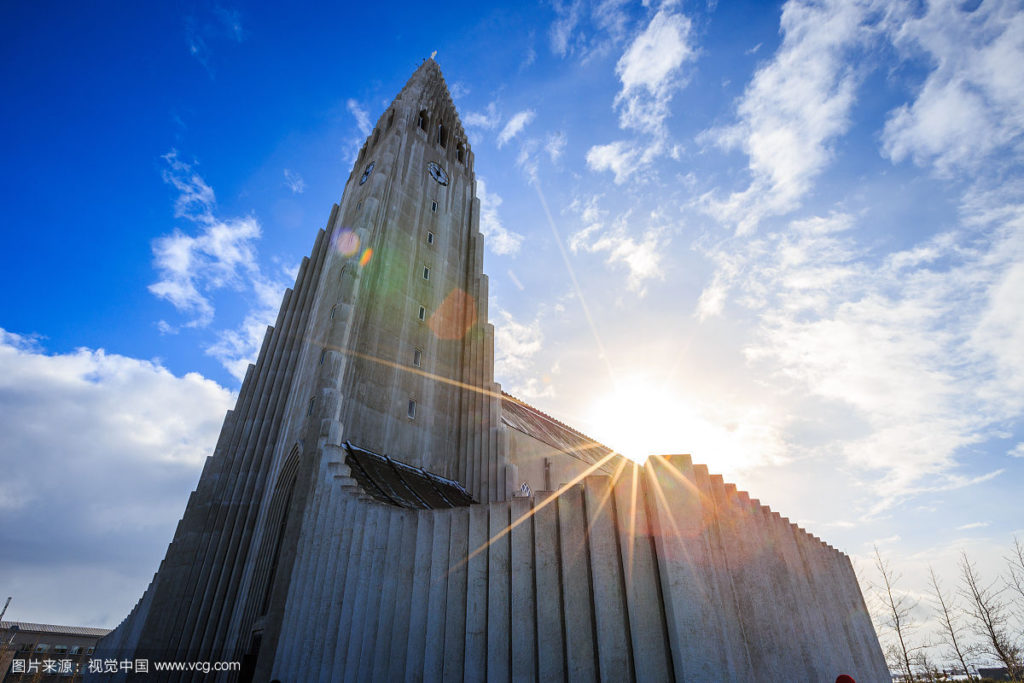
(96, 60, 890, 682)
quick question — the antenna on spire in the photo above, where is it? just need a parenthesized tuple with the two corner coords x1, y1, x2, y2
(430, 50, 437, 60)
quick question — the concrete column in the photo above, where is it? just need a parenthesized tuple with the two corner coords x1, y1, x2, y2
(486, 501, 512, 683)
(463, 503, 488, 681)
(442, 508, 469, 681)
(509, 497, 536, 683)
(583, 474, 634, 682)
(612, 464, 673, 682)
(557, 484, 597, 682)
(532, 491, 565, 681)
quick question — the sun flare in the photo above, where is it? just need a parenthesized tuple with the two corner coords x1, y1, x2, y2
(584, 376, 758, 472)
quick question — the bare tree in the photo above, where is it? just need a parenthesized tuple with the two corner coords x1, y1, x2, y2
(874, 545, 922, 682)
(1008, 537, 1024, 627)
(927, 565, 976, 680)
(959, 551, 1023, 682)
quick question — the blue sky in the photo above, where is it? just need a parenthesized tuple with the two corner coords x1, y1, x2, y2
(3, 0, 1023, 661)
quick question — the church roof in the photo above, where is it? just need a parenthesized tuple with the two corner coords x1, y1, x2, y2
(500, 392, 618, 467)
(1, 621, 110, 638)
(343, 442, 475, 509)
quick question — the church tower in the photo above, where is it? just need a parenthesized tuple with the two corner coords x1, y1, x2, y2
(95, 60, 889, 682)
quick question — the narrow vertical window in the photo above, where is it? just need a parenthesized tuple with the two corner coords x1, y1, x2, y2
(431, 200, 437, 212)
(307, 397, 316, 417)
(437, 124, 447, 148)
(387, 109, 395, 129)
(423, 266, 430, 280)
(427, 232, 434, 244)
(457, 143, 465, 163)
(413, 348, 422, 367)
(418, 110, 428, 131)
(330, 304, 336, 320)
(319, 349, 326, 365)
(418, 306, 426, 321)
(407, 399, 416, 419)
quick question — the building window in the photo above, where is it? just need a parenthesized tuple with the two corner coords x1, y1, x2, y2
(69, 646, 82, 655)
(330, 304, 337, 320)
(356, 201, 362, 211)
(437, 123, 447, 148)
(307, 397, 316, 417)
(407, 399, 416, 419)
(387, 109, 395, 129)
(319, 348, 326, 365)
(35, 644, 50, 653)
(418, 306, 426, 321)
(423, 266, 430, 280)
(413, 348, 422, 367)
(418, 110, 428, 131)
(457, 143, 465, 163)
(54, 645, 68, 655)
(427, 232, 434, 244)
(431, 200, 437, 212)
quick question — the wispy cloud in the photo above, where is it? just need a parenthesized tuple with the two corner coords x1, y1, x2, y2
(497, 109, 536, 148)
(283, 169, 305, 194)
(549, 0, 584, 57)
(569, 195, 668, 295)
(700, 0, 876, 234)
(346, 98, 372, 136)
(587, 7, 696, 182)
(150, 151, 291, 378)
(705, 201, 1024, 511)
(547, 131, 567, 162)
(494, 308, 554, 399)
(463, 102, 500, 130)
(476, 178, 524, 256)
(149, 152, 261, 327)
(614, 8, 695, 136)
(881, 0, 1024, 176)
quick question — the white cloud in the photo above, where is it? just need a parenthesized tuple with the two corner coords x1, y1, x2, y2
(587, 8, 695, 182)
(549, 0, 584, 57)
(150, 152, 290, 377)
(700, 0, 876, 234)
(881, 1, 1024, 175)
(569, 195, 668, 295)
(462, 102, 500, 130)
(497, 109, 536, 148)
(150, 153, 262, 327)
(711, 202, 1024, 511)
(1011, 442, 1024, 458)
(448, 81, 470, 99)
(494, 309, 553, 399)
(346, 98, 371, 136)
(955, 521, 990, 531)
(0, 329, 232, 625)
(476, 178, 524, 256)
(547, 131, 567, 162)
(614, 9, 695, 135)
(283, 168, 305, 194)
(585, 140, 641, 184)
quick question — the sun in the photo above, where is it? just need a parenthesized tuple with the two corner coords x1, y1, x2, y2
(583, 375, 754, 471)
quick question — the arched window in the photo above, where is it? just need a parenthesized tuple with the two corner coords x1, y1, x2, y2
(437, 123, 447, 148)
(386, 109, 395, 129)
(418, 110, 428, 131)
(457, 142, 465, 163)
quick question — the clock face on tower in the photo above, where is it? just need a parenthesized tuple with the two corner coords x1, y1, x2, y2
(427, 161, 449, 186)
(359, 161, 374, 185)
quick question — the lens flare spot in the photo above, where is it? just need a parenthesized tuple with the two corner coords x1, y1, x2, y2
(359, 248, 373, 267)
(334, 229, 360, 257)
(428, 288, 477, 340)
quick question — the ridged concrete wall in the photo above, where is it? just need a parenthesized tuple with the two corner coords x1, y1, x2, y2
(269, 452, 889, 682)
